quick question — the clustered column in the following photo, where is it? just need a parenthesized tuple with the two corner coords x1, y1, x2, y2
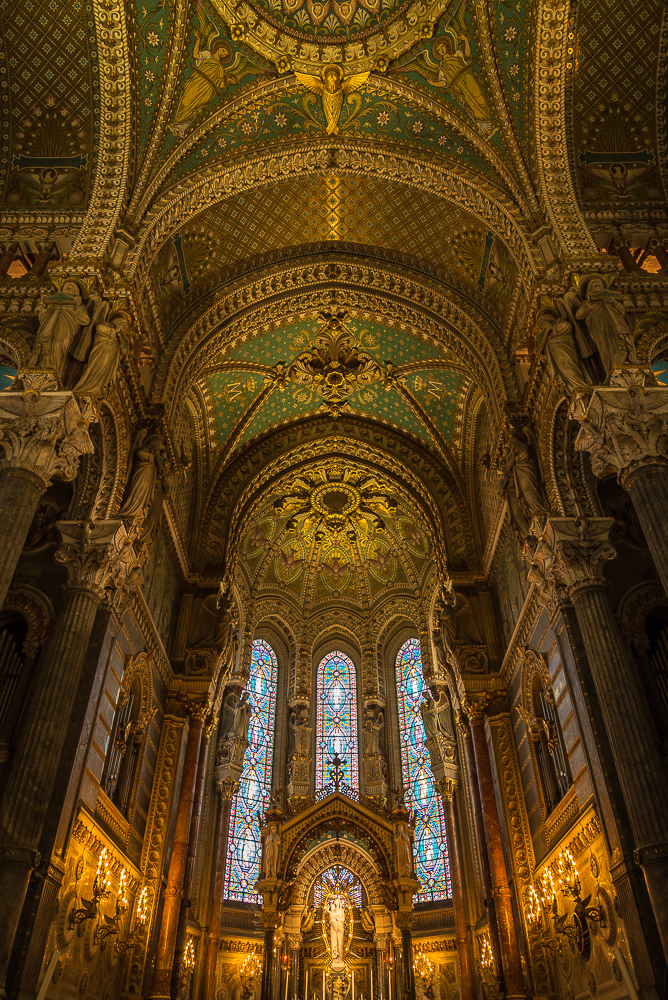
(203, 778, 240, 1000)
(462, 699, 526, 1000)
(151, 699, 211, 1000)
(530, 516, 668, 960)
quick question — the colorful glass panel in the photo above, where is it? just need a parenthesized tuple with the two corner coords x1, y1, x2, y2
(313, 866, 363, 907)
(224, 638, 278, 902)
(395, 638, 451, 901)
(316, 650, 359, 792)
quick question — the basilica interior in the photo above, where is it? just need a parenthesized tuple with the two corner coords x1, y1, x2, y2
(0, 2, 667, 1000)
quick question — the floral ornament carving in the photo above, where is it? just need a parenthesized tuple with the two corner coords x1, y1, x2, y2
(274, 460, 397, 540)
(571, 385, 668, 484)
(0, 390, 95, 488)
(55, 519, 143, 599)
(527, 516, 616, 600)
(264, 310, 393, 417)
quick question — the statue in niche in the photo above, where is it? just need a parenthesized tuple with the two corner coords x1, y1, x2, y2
(394, 822, 413, 878)
(73, 311, 131, 397)
(362, 706, 384, 756)
(575, 275, 637, 372)
(119, 427, 168, 521)
(28, 281, 90, 379)
(261, 822, 281, 879)
(540, 312, 591, 394)
(191, 588, 237, 651)
(420, 690, 453, 740)
(288, 706, 311, 754)
(229, 690, 251, 741)
(499, 423, 548, 539)
(326, 895, 347, 968)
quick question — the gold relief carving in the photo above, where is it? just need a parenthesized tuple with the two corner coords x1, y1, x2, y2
(544, 786, 579, 849)
(219, 939, 264, 954)
(70, 815, 140, 893)
(534, 0, 596, 256)
(141, 717, 184, 880)
(94, 790, 131, 849)
(291, 841, 386, 907)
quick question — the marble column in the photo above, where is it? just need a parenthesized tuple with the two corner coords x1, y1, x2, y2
(287, 935, 301, 1000)
(151, 700, 210, 1000)
(438, 780, 475, 1000)
(530, 515, 668, 960)
(373, 935, 388, 1000)
(397, 919, 416, 1000)
(260, 921, 277, 1000)
(0, 519, 135, 995)
(572, 381, 668, 595)
(171, 717, 213, 998)
(463, 701, 525, 1000)
(458, 719, 503, 991)
(0, 389, 94, 608)
(203, 778, 239, 1000)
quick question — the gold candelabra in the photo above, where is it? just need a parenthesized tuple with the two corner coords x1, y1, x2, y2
(241, 952, 262, 1000)
(526, 850, 604, 958)
(69, 849, 112, 929)
(413, 951, 435, 1000)
(115, 885, 150, 956)
(95, 868, 129, 943)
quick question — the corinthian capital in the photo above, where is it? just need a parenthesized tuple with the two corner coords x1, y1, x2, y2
(528, 516, 616, 599)
(572, 384, 668, 484)
(55, 520, 142, 599)
(0, 389, 95, 489)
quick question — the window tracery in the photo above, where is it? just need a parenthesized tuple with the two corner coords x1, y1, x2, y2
(224, 637, 278, 902)
(395, 637, 451, 901)
(316, 650, 359, 794)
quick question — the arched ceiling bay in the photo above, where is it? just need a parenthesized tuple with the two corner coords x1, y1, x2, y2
(197, 312, 468, 461)
(236, 459, 435, 611)
(151, 176, 519, 323)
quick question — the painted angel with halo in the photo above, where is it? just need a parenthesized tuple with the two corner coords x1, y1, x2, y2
(295, 63, 370, 135)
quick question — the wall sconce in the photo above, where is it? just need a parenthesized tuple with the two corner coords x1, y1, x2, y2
(69, 849, 111, 929)
(184, 936, 196, 973)
(116, 885, 150, 956)
(479, 934, 495, 974)
(94, 868, 129, 944)
(527, 851, 604, 959)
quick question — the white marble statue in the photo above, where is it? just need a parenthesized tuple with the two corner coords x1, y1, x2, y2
(28, 281, 90, 379)
(395, 822, 413, 878)
(73, 311, 130, 397)
(327, 895, 346, 968)
(262, 822, 281, 879)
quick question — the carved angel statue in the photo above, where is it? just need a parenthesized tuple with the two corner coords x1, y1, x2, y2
(28, 280, 91, 380)
(294, 63, 370, 135)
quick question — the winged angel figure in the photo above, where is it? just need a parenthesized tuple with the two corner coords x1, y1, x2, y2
(172, 0, 271, 136)
(294, 63, 370, 135)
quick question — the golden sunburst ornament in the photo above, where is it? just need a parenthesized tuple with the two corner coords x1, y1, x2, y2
(274, 461, 397, 540)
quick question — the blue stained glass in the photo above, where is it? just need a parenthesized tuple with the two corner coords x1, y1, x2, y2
(395, 638, 451, 901)
(224, 638, 278, 902)
(316, 651, 359, 792)
(313, 866, 363, 907)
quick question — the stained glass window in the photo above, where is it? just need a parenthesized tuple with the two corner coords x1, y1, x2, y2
(395, 638, 451, 901)
(313, 866, 363, 907)
(224, 638, 278, 902)
(316, 650, 359, 793)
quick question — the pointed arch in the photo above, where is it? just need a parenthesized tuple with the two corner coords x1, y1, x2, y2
(224, 637, 278, 902)
(395, 637, 451, 901)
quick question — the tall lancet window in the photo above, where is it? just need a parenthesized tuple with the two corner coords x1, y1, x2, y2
(224, 638, 278, 902)
(316, 650, 359, 793)
(395, 637, 451, 901)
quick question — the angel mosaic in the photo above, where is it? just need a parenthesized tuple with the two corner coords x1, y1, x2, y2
(171, 1, 272, 136)
(295, 63, 370, 135)
(391, 30, 495, 137)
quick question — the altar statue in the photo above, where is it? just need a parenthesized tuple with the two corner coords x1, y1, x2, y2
(327, 895, 346, 969)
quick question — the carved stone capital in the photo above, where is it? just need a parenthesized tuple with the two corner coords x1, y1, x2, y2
(460, 695, 489, 722)
(216, 777, 240, 800)
(436, 777, 459, 801)
(527, 516, 616, 599)
(54, 520, 142, 599)
(572, 384, 668, 485)
(0, 389, 95, 489)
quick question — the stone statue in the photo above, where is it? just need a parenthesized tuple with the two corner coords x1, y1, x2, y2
(499, 425, 548, 539)
(289, 706, 311, 754)
(540, 312, 590, 394)
(327, 895, 347, 967)
(363, 707, 383, 755)
(28, 281, 90, 379)
(230, 690, 251, 740)
(262, 822, 281, 879)
(119, 428, 167, 520)
(420, 694, 442, 740)
(394, 822, 413, 878)
(73, 311, 131, 398)
(576, 276, 637, 374)
(192, 588, 237, 652)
